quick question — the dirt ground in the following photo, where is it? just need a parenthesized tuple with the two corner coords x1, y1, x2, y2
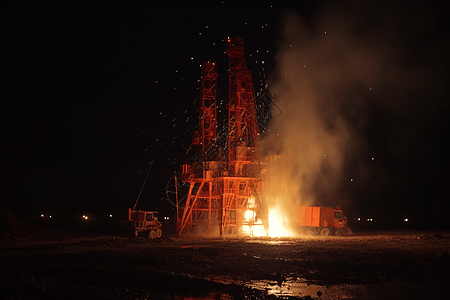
(1, 231, 449, 300)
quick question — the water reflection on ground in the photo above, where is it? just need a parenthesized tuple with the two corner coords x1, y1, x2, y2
(246, 278, 366, 299)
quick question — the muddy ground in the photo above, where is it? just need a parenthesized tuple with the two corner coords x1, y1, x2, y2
(1, 231, 449, 300)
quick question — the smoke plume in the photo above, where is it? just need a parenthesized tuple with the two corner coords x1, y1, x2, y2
(261, 0, 449, 228)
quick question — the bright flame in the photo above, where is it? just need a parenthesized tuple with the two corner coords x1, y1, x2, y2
(242, 205, 267, 236)
(240, 203, 299, 237)
(267, 205, 296, 237)
(244, 210, 255, 221)
(252, 223, 266, 236)
(242, 213, 266, 237)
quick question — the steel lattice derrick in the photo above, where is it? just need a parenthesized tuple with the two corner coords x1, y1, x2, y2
(244, 70, 259, 153)
(192, 61, 219, 161)
(177, 37, 265, 237)
(200, 62, 218, 159)
(226, 37, 259, 165)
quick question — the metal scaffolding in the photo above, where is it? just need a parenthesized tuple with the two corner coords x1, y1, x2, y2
(178, 37, 266, 236)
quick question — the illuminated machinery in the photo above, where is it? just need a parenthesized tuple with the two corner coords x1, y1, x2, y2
(178, 37, 266, 236)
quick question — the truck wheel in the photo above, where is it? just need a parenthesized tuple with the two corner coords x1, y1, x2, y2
(334, 228, 343, 236)
(320, 228, 331, 236)
(149, 230, 157, 239)
(156, 229, 162, 238)
(342, 227, 353, 236)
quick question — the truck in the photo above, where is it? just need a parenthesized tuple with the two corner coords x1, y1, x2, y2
(297, 206, 352, 236)
(124, 208, 162, 239)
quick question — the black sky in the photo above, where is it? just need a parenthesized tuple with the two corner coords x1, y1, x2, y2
(3, 0, 450, 227)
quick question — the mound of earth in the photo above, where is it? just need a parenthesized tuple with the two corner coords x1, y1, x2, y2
(0, 206, 29, 241)
(0, 206, 62, 243)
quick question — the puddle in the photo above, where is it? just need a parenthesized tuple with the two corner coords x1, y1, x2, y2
(245, 278, 368, 299)
(177, 275, 447, 299)
(203, 273, 450, 299)
(206, 275, 369, 299)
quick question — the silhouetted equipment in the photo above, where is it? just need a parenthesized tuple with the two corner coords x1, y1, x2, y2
(125, 209, 162, 239)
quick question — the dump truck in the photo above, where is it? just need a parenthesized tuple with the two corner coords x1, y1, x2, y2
(297, 206, 352, 236)
(124, 208, 162, 239)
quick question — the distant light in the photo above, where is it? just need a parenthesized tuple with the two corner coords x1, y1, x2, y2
(49, 216, 52, 219)
(357, 217, 361, 221)
(367, 218, 373, 222)
(164, 216, 170, 220)
(41, 214, 44, 217)
(350, 178, 353, 182)
(110, 214, 113, 218)
(372, 157, 375, 160)
(404, 218, 409, 222)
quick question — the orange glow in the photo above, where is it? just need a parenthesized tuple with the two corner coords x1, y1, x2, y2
(242, 212, 266, 236)
(244, 209, 255, 221)
(252, 223, 267, 236)
(241, 203, 298, 237)
(267, 204, 296, 237)
(242, 198, 267, 236)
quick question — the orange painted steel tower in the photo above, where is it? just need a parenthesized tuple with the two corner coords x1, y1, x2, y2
(192, 61, 219, 161)
(178, 37, 266, 236)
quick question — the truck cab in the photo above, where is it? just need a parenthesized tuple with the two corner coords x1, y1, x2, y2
(333, 209, 347, 228)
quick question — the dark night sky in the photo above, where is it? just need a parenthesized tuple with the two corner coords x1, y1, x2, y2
(2, 1, 450, 227)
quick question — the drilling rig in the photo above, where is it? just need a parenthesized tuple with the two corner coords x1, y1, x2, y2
(177, 37, 266, 236)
